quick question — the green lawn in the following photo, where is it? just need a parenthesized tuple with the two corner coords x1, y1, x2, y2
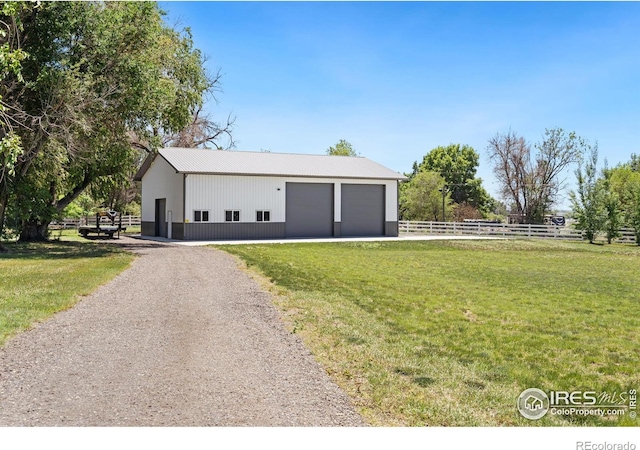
(0, 239, 134, 346)
(218, 239, 640, 426)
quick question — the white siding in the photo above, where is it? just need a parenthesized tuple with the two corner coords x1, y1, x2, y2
(141, 156, 184, 222)
(184, 175, 398, 224)
(185, 175, 286, 223)
(385, 181, 398, 221)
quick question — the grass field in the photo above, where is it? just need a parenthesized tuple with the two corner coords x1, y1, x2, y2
(218, 239, 640, 426)
(0, 239, 134, 347)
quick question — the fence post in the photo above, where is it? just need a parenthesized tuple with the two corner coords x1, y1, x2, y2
(528, 224, 531, 237)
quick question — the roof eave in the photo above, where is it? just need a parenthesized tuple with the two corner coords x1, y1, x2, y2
(134, 152, 182, 181)
(178, 171, 407, 181)
(133, 152, 156, 181)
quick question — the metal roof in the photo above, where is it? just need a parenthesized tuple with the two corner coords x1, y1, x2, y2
(137, 148, 407, 181)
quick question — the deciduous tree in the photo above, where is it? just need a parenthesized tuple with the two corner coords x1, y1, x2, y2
(327, 139, 358, 156)
(0, 1, 33, 249)
(570, 145, 606, 243)
(162, 100, 235, 149)
(1, 2, 217, 241)
(414, 144, 494, 215)
(487, 128, 585, 224)
(605, 157, 640, 245)
(601, 167, 622, 244)
(629, 188, 640, 245)
(400, 171, 451, 221)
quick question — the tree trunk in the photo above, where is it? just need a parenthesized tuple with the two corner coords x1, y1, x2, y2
(19, 219, 50, 242)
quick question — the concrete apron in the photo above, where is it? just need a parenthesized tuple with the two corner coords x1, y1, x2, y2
(133, 234, 504, 247)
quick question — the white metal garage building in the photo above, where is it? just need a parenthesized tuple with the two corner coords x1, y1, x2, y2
(134, 148, 407, 240)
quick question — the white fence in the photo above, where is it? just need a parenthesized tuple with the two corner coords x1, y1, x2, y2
(50, 215, 141, 229)
(50, 217, 637, 243)
(399, 221, 638, 244)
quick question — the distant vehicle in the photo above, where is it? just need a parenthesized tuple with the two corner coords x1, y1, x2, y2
(544, 215, 565, 226)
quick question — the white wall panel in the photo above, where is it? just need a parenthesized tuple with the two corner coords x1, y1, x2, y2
(385, 181, 398, 221)
(141, 156, 184, 222)
(185, 175, 287, 223)
(184, 175, 399, 224)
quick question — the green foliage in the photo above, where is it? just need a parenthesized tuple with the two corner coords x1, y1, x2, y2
(415, 144, 495, 216)
(0, 2, 28, 82)
(420, 144, 478, 195)
(596, 155, 640, 245)
(0, 1, 34, 248)
(629, 188, 640, 246)
(1, 1, 211, 240)
(327, 139, 358, 156)
(221, 240, 640, 426)
(606, 164, 640, 226)
(399, 170, 451, 221)
(61, 193, 98, 219)
(0, 133, 21, 181)
(570, 145, 606, 243)
(629, 153, 640, 172)
(122, 201, 141, 217)
(603, 190, 622, 244)
(601, 171, 622, 244)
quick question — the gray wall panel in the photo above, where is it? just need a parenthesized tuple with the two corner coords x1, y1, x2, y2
(143, 221, 183, 239)
(184, 222, 285, 240)
(141, 221, 155, 236)
(286, 183, 334, 237)
(341, 184, 385, 236)
(172, 222, 184, 240)
(333, 222, 341, 237)
(385, 221, 399, 237)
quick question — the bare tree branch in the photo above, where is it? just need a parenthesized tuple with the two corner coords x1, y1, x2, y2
(487, 128, 584, 223)
(162, 106, 235, 149)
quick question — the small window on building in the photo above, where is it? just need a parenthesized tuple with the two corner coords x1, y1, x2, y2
(225, 210, 240, 222)
(256, 210, 271, 222)
(194, 210, 209, 222)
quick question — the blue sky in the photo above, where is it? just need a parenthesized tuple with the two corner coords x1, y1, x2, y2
(159, 1, 640, 207)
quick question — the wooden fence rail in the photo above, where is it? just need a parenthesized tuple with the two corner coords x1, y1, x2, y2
(398, 221, 637, 244)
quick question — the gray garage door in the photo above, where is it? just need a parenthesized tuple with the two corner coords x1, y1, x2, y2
(286, 183, 334, 238)
(341, 184, 385, 236)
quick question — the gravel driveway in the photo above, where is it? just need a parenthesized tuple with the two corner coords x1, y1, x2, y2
(0, 237, 364, 426)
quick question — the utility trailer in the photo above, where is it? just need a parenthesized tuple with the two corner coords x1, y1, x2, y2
(78, 211, 126, 239)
